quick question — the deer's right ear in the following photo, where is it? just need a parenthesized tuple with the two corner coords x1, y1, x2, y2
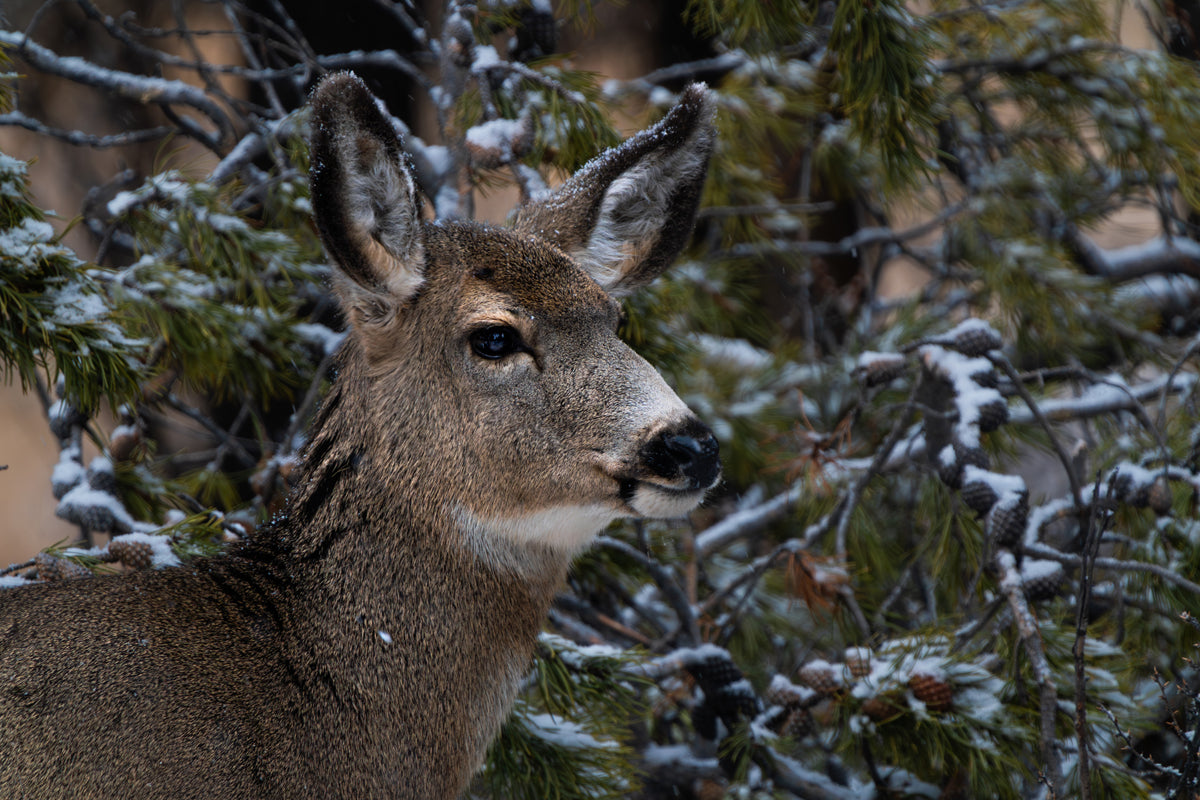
(512, 84, 716, 297)
(310, 73, 425, 323)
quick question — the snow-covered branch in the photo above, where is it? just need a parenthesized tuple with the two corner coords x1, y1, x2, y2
(0, 30, 236, 149)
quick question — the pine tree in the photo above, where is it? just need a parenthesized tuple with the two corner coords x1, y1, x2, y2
(4, 1, 1200, 797)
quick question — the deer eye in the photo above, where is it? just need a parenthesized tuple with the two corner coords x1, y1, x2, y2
(469, 326, 524, 360)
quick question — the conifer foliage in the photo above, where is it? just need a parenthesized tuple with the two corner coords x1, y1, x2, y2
(3, 1, 1200, 797)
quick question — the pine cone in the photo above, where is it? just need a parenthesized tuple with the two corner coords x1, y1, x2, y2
(969, 368, 1000, 389)
(764, 678, 806, 707)
(938, 442, 991, 489)
(109, 424, 142, 462)
(58, 559, 91, 580)
(778, 705, 813, 738)
(861, 695, 902, 722)
(797, 661, 843, 695)
(712, 681, 758, 722)
(34, 552, 60, 581)
(1022, 560, 1066, 601)
(82, 504, 117, 534)
(1148, 476, 1173, 516)
(692, 699, 718, 740)
(57, 499, 118, 534)
(109, 538, 154, 570)
(48, 402, 86, 440)
(860, 353, 906, 387)
(685, 651, 743, 692)
(34, 553, 89, 581)
(696, 779, 726, 800)
(961, 479, 999, 515)
(951, 324, 1002, 357)
(516, 5, 557, 59)
(51, 462, 83, 500)
(976, 398, 1009, 433)
(86, 460, 118, 494)
(986, 492, 1029, 547)
(909, 672, 953, 711)
(844, 647, 872, 679)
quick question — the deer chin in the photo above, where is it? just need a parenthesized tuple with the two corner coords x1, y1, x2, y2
(456, 503, 619, 559)
(621, 479, 709, 519)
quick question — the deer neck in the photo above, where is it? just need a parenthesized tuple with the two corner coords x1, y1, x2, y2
(245, 342, 570, 790)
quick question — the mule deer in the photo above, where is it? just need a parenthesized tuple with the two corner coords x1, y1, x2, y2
(0, 72, 719, 799)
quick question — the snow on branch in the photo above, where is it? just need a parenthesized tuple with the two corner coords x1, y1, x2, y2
(0, 30, 235, 149)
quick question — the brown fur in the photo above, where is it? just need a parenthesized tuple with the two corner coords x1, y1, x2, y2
(0, 73, 718, 799)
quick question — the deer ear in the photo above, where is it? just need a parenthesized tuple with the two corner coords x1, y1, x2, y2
(310, 72, 425, 321)
(512, 84, 716, 297)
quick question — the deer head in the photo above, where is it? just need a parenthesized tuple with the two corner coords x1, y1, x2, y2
(308, 73, 721, 560)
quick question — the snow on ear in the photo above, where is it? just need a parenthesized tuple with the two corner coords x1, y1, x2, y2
(512, 84, 716, 297)
(310, 72, 425, 314)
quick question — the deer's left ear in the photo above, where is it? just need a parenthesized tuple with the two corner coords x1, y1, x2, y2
(512, 85, 716, 297)
(309, 72, 426, 316)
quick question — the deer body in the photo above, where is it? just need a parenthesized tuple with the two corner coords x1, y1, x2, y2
(0, 73, 718, 799)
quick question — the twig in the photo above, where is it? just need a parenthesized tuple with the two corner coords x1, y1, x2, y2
(596, 536, 700, 647)
(1073, 476, 1113, 800)
(1097, 702, 1181, 780)
(162, 395, 256, 468)
(0, 560, 34, 578)
(552, 594, 653, 647)
(992, 354, 1085, 509)
(695, 483, 804, 558)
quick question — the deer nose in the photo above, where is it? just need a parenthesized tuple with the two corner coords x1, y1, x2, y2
(643, 424, 721, 490)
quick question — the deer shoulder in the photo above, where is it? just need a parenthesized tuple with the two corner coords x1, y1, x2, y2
(0, 72, 720, 800)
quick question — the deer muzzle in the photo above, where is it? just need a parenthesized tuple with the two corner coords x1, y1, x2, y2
(641, 421, 722, 491)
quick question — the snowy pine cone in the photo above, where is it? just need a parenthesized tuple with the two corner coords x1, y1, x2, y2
(986, 493, 1029, 547)
(777, 705, 813, 738)
(961, 479, 999, 515)
(47, 401, 86, 440)
(109, 539, 154, 570)
(684, 651, 743, 693)
(939, 442, 991, 489)
(976, 398, 1009, 433)
(797, 661, 843, 695)
(908, 672, 953, 711)
(86, 460, 118, 494)
(1021, 560, 1066, 601)
(34, 552, 90, 581)
(861, 694, 902, 721)
(859, 353, 907, 387)
(1148, 476, 1173, 516)
(951, 324, 1003, 357)
(844, 647, 872, 679)
(63, 502, 117, 534)
(969, 367, 1000, 389)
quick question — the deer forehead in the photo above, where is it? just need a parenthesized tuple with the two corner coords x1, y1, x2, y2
(426, 223, 620, 323)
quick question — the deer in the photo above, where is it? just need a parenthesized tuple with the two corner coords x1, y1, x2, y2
(0, 72, 719, 799)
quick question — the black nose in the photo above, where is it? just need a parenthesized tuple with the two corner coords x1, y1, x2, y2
(642, 423, 721, 489)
